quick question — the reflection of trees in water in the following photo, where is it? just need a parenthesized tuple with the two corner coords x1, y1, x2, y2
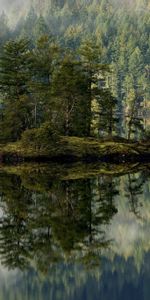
(0, 173, 33, 270)
(0, 168, 148, 272)
(125, 170, 150, 219)
(0, 172, 119, 272)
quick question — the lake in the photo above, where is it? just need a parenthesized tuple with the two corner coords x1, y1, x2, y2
(0, 162, 150, 300)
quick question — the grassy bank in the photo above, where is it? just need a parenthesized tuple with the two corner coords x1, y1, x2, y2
(0, 136, 150, 163)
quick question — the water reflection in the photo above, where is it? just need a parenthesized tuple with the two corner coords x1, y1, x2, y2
(0, 163, 149, 299)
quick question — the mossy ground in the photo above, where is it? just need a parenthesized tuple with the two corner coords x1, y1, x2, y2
(0, 136, 150, 163)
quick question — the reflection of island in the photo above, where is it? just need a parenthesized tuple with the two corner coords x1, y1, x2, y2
(0, 171, 118, 271)
(0, 166, 149, 271)
(0, 166, 149, 300)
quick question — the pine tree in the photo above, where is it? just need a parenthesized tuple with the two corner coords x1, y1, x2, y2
(0, 39, 32, 141)
(29, 35, 59, 127)
(0, 39, 30, 101)
(51, 52, 88, 136)
(79, 39, 109, 136)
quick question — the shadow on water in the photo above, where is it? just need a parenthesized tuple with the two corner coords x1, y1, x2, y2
(0, 162, 150, 300)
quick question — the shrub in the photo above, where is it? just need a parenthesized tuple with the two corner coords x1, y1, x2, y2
(21, 122, 59, 149)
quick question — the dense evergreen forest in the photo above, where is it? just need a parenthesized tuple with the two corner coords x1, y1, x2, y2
(0, 0, 149, 146)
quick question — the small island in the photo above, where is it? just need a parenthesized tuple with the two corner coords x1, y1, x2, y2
(1, 133, 150, 163)
(0, 36, 149, 164)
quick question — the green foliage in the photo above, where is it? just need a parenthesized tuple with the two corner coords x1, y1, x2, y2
(0, 95, 32, 142)
(21, 122, 59, 149)
(0, 0, 149, 144)
(0, 39, 32, 141)
(51, 52, 90, 136)
(0, 38, 30, 100)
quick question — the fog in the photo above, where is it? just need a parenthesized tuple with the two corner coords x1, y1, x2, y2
(0, 0, 147, 24)
(0, 0, 28, 13)
(0, 0, 30, 25)
(0, 0, 140, 15)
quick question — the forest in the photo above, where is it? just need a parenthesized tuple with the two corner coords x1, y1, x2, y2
(0, 2, 149, 298)
(0, 0, 149, 160)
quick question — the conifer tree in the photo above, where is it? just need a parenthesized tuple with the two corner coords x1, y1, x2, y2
(0, 39, 32, 141)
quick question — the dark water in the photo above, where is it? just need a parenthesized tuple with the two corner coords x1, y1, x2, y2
(0, 163, 150, 300)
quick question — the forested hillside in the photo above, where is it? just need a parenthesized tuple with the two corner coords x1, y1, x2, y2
(0, 0, 149, 143)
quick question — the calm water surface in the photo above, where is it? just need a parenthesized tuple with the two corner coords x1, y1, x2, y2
(0, 163, 150, 300)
